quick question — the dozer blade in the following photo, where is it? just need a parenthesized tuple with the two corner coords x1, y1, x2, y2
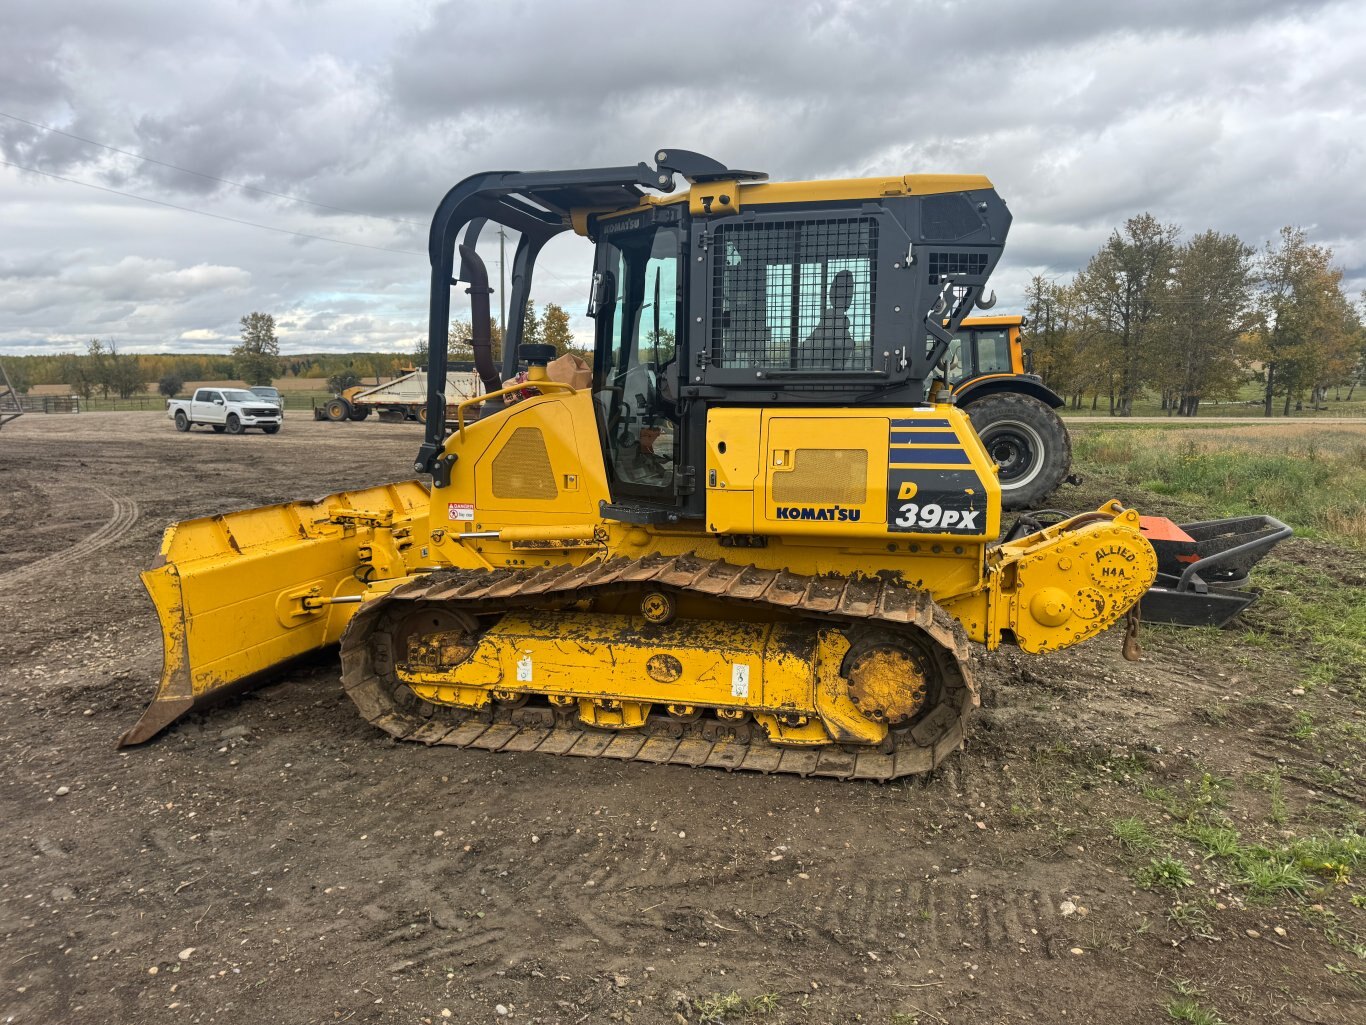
(120, 481, 430, 746)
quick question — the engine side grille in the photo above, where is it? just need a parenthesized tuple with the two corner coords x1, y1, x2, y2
(772, 449, 868, 505)
(492, 428, 558, 500)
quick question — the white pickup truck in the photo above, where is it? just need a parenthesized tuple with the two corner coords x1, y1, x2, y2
(167, 388, 283, 435)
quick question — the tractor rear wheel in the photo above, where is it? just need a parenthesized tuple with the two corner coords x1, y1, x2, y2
(965, 392, 1071, 511)
(325, 397, 351, 422)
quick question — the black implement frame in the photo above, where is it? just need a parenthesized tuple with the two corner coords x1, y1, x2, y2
(415, 149, 761, 478)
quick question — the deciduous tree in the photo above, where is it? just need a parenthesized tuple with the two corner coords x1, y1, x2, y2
(1254, 228, 1352, 415)
(1076, 214, 1180, 416)
(328, 370, 361, 394)
(448, 320, 505, 364)
(1160, 231, 1256, 416)
(541, 303, 574, 356)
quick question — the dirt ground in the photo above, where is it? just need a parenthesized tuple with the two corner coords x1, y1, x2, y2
(1, 412, 1362, 1025)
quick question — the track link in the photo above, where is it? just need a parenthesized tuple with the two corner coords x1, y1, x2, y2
(340, 553, 978, 781)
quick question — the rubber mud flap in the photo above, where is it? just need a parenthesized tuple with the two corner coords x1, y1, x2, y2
(120, 481, 429, 747)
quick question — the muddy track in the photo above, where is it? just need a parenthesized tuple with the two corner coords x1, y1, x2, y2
(0, 484, 139, 591)
(340, 554, 978, 780)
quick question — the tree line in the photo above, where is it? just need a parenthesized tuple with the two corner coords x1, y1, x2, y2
(1024, 218, 1364, 416)
(5, 302, 584, 399)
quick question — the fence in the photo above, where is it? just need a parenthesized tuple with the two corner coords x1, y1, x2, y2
(19, 395, 82, 413)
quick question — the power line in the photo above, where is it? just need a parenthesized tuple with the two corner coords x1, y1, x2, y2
(0, 158, 424, 257)
(0, 109, 425, 226)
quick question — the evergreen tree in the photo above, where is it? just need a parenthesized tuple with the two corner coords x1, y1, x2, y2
(233, 312, 281, 386)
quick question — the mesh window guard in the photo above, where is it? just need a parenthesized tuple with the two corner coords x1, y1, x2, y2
(711, 217, 878, 372)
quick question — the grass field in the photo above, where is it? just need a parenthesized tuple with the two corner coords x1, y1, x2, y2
(1073, 424, 1366, 546)
(1072, 421, 1366, 700)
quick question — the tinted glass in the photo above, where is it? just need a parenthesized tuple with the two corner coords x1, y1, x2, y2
(974, 330, 1011, 374)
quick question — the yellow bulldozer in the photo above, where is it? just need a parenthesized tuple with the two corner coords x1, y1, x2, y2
(122, 150, 1157, 780)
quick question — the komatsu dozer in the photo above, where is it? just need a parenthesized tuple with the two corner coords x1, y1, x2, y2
(123, 149, 1158, 780)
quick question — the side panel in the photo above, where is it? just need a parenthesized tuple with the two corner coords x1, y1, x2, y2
(763, 417, 888, 531)
(428, 391, 613, 560)
(705, 409, 762, 533)
(723, 405, 1000, 541)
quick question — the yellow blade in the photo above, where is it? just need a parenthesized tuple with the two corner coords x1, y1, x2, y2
(120, 480, 429, 746)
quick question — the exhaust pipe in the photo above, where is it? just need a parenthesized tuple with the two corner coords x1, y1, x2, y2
(458, 244, 503, 397)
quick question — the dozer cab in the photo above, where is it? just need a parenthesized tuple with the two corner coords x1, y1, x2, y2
(123, 149, 1158, 780)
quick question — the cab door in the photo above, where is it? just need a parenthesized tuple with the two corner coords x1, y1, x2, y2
(589, 218, 686, 509)
(195, 391, 226, 423)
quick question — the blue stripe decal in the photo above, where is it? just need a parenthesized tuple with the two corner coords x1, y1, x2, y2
(890, 418, 951, 428)
(890, 449, 972, 466)
(891, 432, 960, 445)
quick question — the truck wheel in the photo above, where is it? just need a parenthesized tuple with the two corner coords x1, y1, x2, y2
(965, 392, 1072, 511)
(262, 425, 280, 435)
(325, 397, 351, 422)
(174, 411, 190, 432)
(225, 414, 244, 435)
(348, 407, 370, 421)
(212, 425, 226, 433)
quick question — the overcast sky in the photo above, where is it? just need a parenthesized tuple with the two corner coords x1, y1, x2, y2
(2, 0, 1362, 356)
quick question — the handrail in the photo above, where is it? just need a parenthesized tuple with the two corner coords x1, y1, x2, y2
(455, 380, 577, 436)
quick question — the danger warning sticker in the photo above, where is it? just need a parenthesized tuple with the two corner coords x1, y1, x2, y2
(447, 502, 474, 521)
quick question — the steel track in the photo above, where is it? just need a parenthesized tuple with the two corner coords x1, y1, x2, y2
(339, 553, 978, 781)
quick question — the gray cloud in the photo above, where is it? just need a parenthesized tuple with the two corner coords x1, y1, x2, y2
(1, 0, 1362, 356)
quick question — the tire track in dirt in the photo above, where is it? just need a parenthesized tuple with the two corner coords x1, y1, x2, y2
(0, 484, 139, 591)
(800, 874, 1062, 956)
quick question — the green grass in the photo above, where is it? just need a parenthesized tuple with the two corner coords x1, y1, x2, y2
(1243, 561, 1366, 692)
(1167, 901, 1215, 937)
(1237, 855, 1310, 898)
(695, 991, 781, 1023)
(1112, 816, 1164, 853)
(1141, 773, 1231, 823)
(1165, 980, 1226, 1024)
(1059, 376, 1366, 420)
(53, 391, 333, 413)
(1176, 822, 1242, 860)
(1136, 857, 1195, 890)
(1072, 425, 1366, 545)
(1165, 996, 1227, 1025)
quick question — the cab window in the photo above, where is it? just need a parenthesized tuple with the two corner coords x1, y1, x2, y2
(591, 224, 682, 499)
(943, 337, 965, 384)
(712, 217, 877, 371)
(973, 330, 1012, 374)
